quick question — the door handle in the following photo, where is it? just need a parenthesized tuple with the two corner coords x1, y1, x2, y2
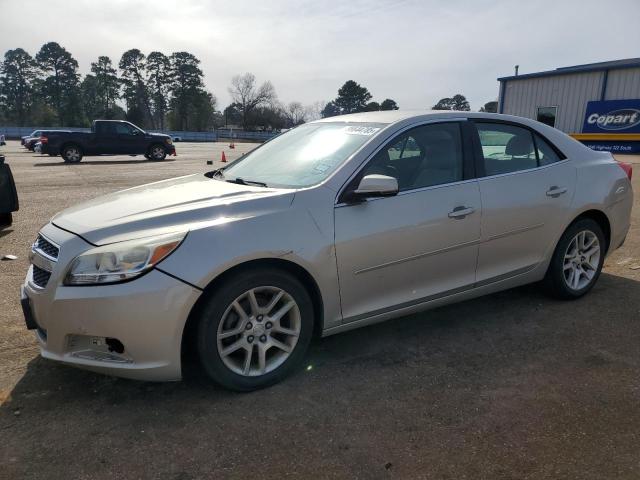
(448, 206, 475, 219)
(546, 186, 568, 198)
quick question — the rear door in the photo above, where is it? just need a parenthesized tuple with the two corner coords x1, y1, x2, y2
(471, 121, 576, 284)
(334, 121, 481, 322)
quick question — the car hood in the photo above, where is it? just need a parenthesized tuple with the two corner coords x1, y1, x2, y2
(52, 174, 295, 245)
(148, 132, 171, 140)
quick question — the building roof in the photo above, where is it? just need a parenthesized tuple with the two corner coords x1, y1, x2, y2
(498, 57, 640, 82)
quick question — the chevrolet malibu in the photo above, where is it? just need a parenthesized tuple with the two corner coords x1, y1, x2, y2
(22, 111, 633, 391)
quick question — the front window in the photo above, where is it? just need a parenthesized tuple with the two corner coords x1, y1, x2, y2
(115, 122, 141, 135)
(220, 122, 385, 188)
(361, 122, 464, 191)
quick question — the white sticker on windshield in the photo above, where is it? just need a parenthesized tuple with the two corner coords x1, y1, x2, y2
(342, 126, 381, 136)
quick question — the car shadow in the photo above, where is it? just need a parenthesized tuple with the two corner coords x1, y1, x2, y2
(33, 158, 177, 166)
(3, 272, 640, 401)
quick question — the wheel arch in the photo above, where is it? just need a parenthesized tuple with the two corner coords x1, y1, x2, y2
(180, 257, 325, 363)
(569, 209, 611, 253)
(60, 142, 82, 154)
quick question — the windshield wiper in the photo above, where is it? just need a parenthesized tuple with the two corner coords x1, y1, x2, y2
(226, 177, 268, 187)
(205, 168, 226, 179)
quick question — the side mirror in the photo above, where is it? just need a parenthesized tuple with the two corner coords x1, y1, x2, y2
(349, 174, 398, 201)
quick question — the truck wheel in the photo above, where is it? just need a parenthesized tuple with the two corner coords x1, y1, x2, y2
(62, 145, 83, 163)
(148, 145, 167, 161)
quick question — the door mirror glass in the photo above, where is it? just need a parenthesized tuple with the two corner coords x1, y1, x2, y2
(352, 174, 398, 199)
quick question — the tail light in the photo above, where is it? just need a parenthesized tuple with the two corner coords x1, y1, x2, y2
(40, 136, 48, 144)
(617, 161, 633, 180)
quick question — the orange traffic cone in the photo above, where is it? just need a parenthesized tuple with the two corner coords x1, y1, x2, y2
(221, 151, 227, 163)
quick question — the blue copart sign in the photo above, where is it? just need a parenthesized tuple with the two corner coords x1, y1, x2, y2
(583, 99, 640, 133)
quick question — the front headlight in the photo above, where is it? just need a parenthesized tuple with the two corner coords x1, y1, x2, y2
(64, 231, 187, 286)
(166, 138, 173, 145)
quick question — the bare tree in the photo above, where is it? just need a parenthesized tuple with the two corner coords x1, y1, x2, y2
(228, 72, 276, 129)
(304, 100, 325, 121)
(285, 101, 306, 127)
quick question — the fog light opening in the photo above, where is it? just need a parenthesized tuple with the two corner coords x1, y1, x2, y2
(105, 338, 125, 354)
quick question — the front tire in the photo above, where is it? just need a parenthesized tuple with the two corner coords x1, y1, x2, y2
(197, 268, 314, 391)
(544, 218, 605, 299)
(148, 144, 167, 161)
(62, 144, 83, 163)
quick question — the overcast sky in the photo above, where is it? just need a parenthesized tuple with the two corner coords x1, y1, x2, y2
(1, 0, 639, 111)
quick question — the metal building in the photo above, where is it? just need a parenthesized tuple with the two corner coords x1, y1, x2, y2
(497, 58, 640, 153)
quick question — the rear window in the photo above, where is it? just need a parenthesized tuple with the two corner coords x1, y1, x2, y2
(475, 122, 564, 176)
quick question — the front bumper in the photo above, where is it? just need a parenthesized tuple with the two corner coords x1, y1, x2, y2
(22, 223, 201, 381)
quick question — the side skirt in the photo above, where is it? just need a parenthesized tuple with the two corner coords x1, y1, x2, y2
(322, 264, 541, 337)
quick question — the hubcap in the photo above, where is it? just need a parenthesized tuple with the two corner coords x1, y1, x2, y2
(66, 148, 80, 161)
(152, 147, 164, 159)
(563, 230, 600, 291)
(216, 286, 301, 377)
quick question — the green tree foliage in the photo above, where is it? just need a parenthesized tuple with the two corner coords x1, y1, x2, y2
(90, 56, 121, 118)
(323, 82, 398, 117)
(380, 98, 399, 111)
(320, 101, 340, 118)
(479, 100, 498, 113)
(335, 80, 371, 114)
(365, 101, 380, 111)
(168, 52, 208, 130)
(0, 48, 38, 126)
(146, 51, 171, 130)
(119, 49, 154, 128)
(432, 94, 470, 111)
(35, 42, 82, 125)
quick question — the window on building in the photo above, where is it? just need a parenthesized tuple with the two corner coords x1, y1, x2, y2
(536, 106, 557, 128)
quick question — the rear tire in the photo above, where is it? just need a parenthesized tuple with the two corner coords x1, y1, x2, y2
(148, 144, 167, 161)
(544, 218, 605, 299)
(61, 144, 83, 163)
(196, 268, 314, 391)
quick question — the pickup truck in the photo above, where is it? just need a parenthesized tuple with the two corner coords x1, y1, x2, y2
(40, 120, 176, 163)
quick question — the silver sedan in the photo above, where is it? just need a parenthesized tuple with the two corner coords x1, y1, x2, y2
(22, 111, 633, 390)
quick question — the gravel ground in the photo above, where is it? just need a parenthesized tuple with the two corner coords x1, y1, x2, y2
(1, 140, 639, 480)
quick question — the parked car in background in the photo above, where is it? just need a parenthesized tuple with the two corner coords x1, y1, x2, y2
(21, 111, 633, 391)
(40, 120, 176, 163)
(22, 130, 42, 146)
(24, 130, 71, 151)
(172, 135, 182, 142)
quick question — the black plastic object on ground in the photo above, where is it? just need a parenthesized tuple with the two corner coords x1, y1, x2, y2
(0, 155, 19, 227)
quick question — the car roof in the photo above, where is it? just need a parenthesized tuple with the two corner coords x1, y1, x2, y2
(312, 110, 529, 125)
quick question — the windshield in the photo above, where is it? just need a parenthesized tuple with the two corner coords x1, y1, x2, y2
(220, 122, 385, 188)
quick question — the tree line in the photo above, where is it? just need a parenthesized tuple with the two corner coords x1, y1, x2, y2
(0, 42, 496, 132)
(0, 43, 220, 131)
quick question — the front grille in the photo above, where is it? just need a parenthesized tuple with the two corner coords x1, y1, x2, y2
(32, 265, 52, 288)
(35, 235, 59, 259)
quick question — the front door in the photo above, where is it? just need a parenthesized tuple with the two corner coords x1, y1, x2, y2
(334, 121, 482, 323)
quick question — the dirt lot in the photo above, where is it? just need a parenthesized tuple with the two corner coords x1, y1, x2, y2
(1, 140, 639, 479)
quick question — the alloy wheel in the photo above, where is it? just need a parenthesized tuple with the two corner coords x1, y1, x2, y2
(152, 146, 165, 159)
(65, 147, 80, 162)
(216, 286, 301, 377)
(563, 230, 600, 291)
